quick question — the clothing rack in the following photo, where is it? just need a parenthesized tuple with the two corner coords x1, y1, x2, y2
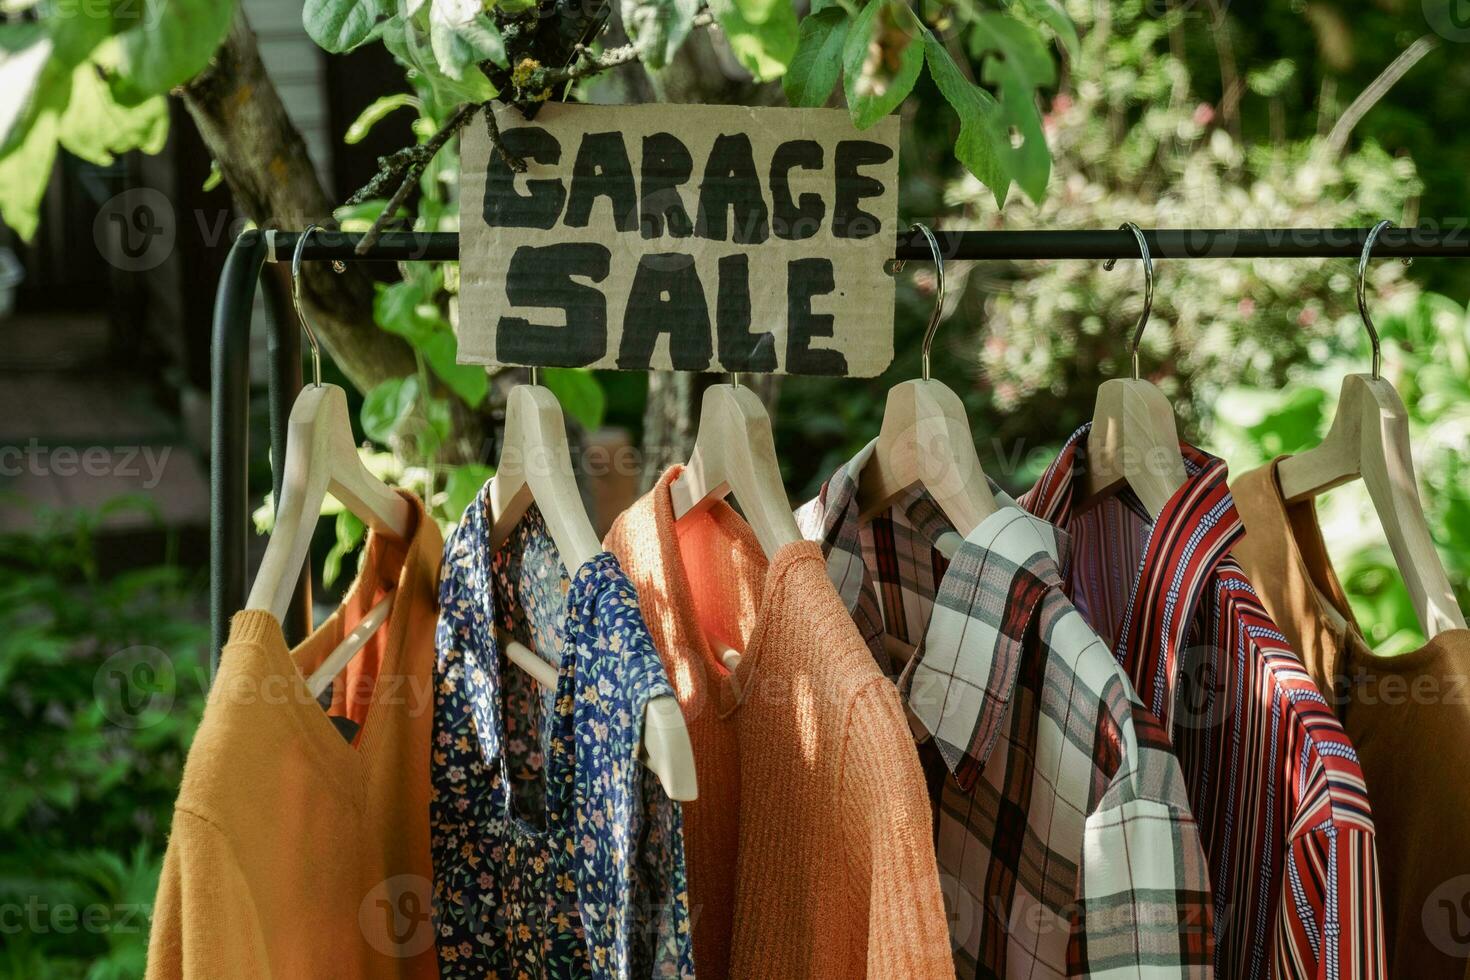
(210, 225, 1470, 660)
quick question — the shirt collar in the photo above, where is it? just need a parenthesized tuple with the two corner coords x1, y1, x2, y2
(440, 482, 617, 813)
(795, 439, 893, 673)
(1020, 423, 1245, 725)
(798, 442, 1071, 786)
(1229, 457, 1361, 693)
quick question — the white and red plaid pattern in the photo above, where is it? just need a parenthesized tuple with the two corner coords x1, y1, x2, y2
(798, 442, 1215, 978)
(1021, 426, 1386, 980)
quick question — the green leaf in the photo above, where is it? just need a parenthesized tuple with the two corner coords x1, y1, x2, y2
(443, 463, 493, 521)
(922, 31, 1008, 205)
(58, 62, 168, 166)
(323, 510, 366, 588)
(373, 279, 436, 342)
(708, 0, 797, 80)
(543, 368, 606, 432)
(732, 0, 786, 24)
(360, 375, 421, 443)
(970, 11, 1055, 87)
(374, 279, 488, 407)
(418, 330, 489, 407)
(1017, 0, 1077, 61)
(970, 12, 1054, 202)
(842, 0, 924, 129)
(334, 197, 395, 230)
(622, 0, 702, 70)
(0, 25, 54, 153)
(428, 0, 506, 78)
(783, 8, 849, 107)
(345, 93, 418, 144)
(100, 0, 237, 104)
(421, 395, 453, 455)
(0, 100, 59, 240)
(304, 0, 388, 53)
(380, 11, 496, 104)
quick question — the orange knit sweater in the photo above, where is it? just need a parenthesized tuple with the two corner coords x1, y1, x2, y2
(147, 494, 441, 979)
(606, 468, 954, 980)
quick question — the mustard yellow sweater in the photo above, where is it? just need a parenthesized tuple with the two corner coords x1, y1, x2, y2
(147, 495, 441, 979)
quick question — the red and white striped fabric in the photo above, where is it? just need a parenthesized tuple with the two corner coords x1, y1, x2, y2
(1021, 426, 1386, 980)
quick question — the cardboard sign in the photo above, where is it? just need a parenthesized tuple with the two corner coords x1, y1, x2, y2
(458, 102, 899, 376)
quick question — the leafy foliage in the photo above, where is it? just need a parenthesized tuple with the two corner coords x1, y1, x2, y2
(1212, 290, 1470, 652)
(782, 8, 849, 107)
(941, 2, 1423, 458)
(841, 0, 924, 129)
(308, 0, 1069, 205)
(622, 0, 703, 70)
(0, 0, 226, 238)
(785, 0, 1072, 205)
(0, 506, 208, 976)
(706, 0, 797, 81)
(777, 0, 1461, 655)
(922, 33, 1006, 201)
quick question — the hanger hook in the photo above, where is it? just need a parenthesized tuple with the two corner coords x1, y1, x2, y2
(1103, 222, 1154, 381)
(912, 223, 946, 382)
(291, 225, 324, 388)
(1357, 219, 1399, 381)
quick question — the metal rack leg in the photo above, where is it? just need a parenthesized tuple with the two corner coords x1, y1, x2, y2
(210, 230, 266, 668)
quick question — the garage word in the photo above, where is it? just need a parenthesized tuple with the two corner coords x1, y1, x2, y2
(457, 102, 899, 377)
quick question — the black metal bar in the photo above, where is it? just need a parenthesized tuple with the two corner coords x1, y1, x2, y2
(210, 230, 267, 665)
(265, 226, 1470, 263)
(261, 269, 312, 648)
(214, 222, 1470, 662)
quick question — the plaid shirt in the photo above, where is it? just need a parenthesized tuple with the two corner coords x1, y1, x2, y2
(1020, 426, 1386, 980)
(797, 441, 1215, 978)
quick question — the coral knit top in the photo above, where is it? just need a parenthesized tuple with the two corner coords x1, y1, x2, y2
(605, 467, 953, 980)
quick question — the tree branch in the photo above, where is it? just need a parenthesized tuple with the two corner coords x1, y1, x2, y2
(513, 9, 715, 98)
(179, 7, 418, 395)
(180, 7, 487, 460)
(352, 101, 481, 255)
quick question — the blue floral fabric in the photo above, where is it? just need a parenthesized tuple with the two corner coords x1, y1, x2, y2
(430, 488, 696, 980)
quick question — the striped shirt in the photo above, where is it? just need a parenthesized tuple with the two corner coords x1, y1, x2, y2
(797, 442, 1215, 977)
(1020, 426, 1386, 979)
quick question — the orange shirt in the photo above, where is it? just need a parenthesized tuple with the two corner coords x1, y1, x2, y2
(606, 468, 953, 980)
(147, 493, 440, 979)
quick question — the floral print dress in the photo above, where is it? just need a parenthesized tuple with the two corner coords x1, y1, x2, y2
(431, 488, 696, 980)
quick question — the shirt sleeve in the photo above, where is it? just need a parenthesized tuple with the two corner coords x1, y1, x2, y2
(839, 679, 956, 980)
(1272, 826, 1386, 979)
(146, 809, 270, 979)
(1071, 798, 1215, 977)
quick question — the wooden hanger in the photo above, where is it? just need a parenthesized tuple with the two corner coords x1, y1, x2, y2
(1083, 222, 1188, 517)
(1277, 220, 1465, 638)
(856, 223, 998, 534)
(248, 228, 413, 693)
(668, 382, 803, 559)
(489, 380, 603, 569)
(490, 376, 699, 802)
